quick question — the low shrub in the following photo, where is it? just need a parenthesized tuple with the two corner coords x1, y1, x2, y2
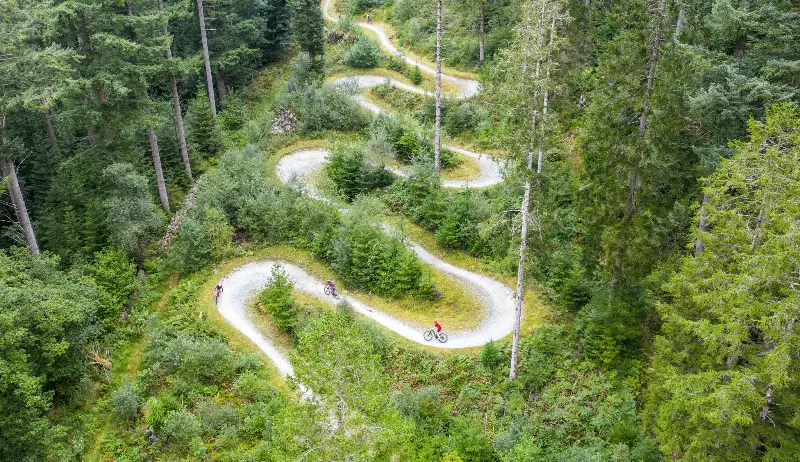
(325, 143, 396, 201)
(111, 384, 141, 425)
(161, 408, 202, 452)
(386, 55, 409, 75)
(275, 83, 369, 132)
(345, 36, 382, 68)
(410, 65, 422, 85)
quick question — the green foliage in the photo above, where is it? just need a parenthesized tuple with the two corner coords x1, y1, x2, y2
(325, 143, 395, 201)
(143, 393, 180, 432)
(320, 197, 435, 299)
(370, 113, 461, 167)
(342, 0, 386, 15)
(259, 263, 297, 330)
(646, 104, 800, 460)
(286, 52, 322, 91)
(88, 248, 137, 326)
(345, 35, 382, 68)
(389, 0, 519, 68)
(102, 163, 166, 263)
(0, 249, 101, 460)
(290, 0, 325, 65)
(290, 310, 414, 458)
(435, 191, 488, 252)
(161, 408, 204, 455)
(410, 65, 422, 85)
(385, 160, 448, 230)
(167, 206, 233, 275)
(479, 341, 500, 370)
(111, 384, 141, 425)
(186, 89, 224, 162)
(276, 82, 369, 132)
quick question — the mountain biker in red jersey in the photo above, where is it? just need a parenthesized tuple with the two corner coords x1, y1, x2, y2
(215, 281, 224, 296)
(434, 320, 442, 332)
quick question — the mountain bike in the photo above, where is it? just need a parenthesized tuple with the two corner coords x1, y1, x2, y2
(324, 285, 339, 299)
(424, 329, 448, 343)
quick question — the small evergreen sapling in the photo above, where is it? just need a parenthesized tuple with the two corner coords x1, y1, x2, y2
(259, 264, 297, 330)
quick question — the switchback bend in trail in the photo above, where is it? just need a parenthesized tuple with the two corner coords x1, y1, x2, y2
(216, 1, 515, 383)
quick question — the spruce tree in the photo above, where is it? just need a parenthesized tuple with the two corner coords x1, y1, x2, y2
(647, 104, 800, 460)
(260, 263, 297, 331)
(290, 0, 325, 71)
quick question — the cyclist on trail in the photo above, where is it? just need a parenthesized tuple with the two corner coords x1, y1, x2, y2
(214, 281, 223, 305)
(434, 320, 442, 333)
(327, 280, 336, 291)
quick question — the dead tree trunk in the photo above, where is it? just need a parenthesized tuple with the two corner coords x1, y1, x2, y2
(536, 13, 557, 177)
(434, 0, 443, 172)
(1, 116, 40, 254)
(694, 193, 709, 255)
(510, 0, 550, 381)
(673, 7, 686, 45)
(42, 108, 59, 156)
(215, 69, 228, 106)
(144, 110, 170, 213)
(159, 0, 193, 181)
(479, 3, 485, 64)
(197, 0, 217, 117)
(624, 0, 666, 220)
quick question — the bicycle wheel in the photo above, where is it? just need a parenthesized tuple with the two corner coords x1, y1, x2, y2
(437, 332, 448, 343)
(423, 330, 434, 341)
(324, 286, 331, 295)
(332, 290, 339, 299)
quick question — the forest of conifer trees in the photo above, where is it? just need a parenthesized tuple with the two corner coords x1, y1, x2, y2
(1, 0, 798, 460)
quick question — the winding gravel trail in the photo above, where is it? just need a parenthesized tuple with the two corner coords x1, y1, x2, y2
(216, 1, 516, 381)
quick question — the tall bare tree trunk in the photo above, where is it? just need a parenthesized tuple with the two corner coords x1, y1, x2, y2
(144, 110, 170, 213)
(694, 192, 709, 255)
(536, 13, 557, 177)
(1, 116, 39, 254)
(624, 0, 666, 220)
(434, 0, 443, 172)
(510, 0, 550, 381)
(42, 108, 59, 156)
(673, 7, 686, 45)
(215, 69, 228, 106)
(159, 0, 193, 181)
(197, 0, 217, 117)
(479, 3, 485, 64)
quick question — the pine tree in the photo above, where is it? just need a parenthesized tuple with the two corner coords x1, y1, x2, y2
(646, 103, 800, 460)
(186, 88, 223, 160)
(290, 0, 325, 71)
(259, 263, 297, 331)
